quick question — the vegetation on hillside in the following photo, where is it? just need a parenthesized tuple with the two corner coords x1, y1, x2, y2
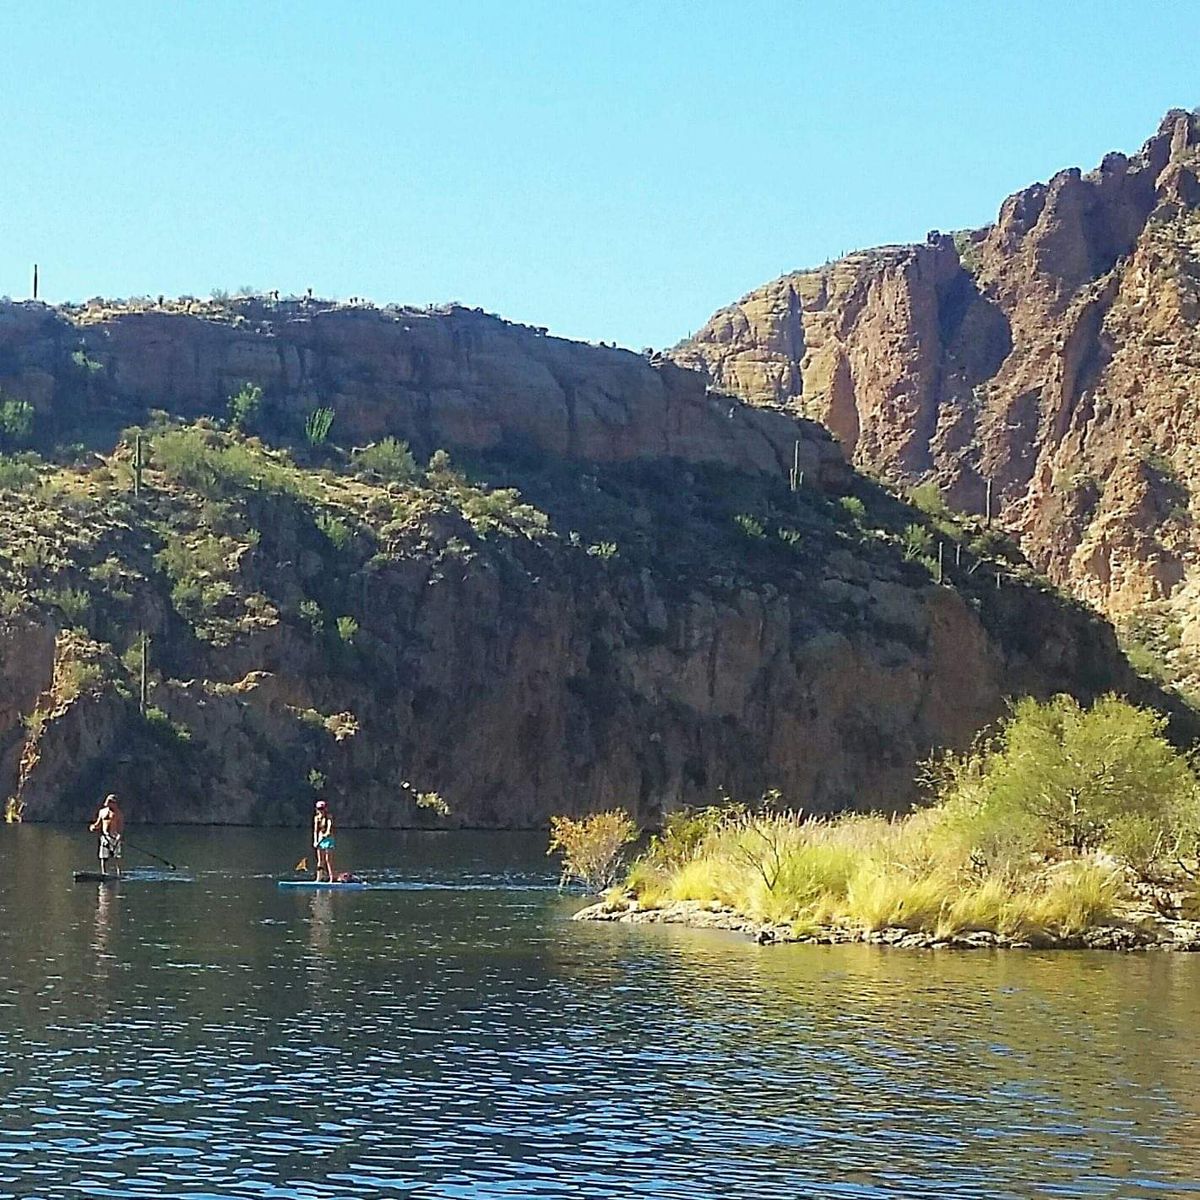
(594, 695, 1200, 940)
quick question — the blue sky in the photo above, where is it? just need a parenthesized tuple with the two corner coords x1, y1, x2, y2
(1, 2, 1195, 348)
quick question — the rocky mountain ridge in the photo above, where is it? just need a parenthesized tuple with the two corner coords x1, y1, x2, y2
(673, 109, 1200, 694)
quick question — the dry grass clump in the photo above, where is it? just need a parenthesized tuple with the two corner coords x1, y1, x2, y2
(619, 695, 1200, 939)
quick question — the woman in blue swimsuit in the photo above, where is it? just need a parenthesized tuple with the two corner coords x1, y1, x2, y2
(313, 799, 336, 882)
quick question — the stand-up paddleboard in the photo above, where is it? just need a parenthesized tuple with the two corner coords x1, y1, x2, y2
(73, 871, 121, 883)
(278, 879, 370, 890)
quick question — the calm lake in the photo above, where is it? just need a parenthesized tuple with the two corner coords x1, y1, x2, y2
(1, 826, 1199, 1199)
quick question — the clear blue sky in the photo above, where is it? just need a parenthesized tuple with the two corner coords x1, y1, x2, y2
(1, 1, 1195, 349)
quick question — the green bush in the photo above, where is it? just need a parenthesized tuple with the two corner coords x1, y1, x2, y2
(901, 523, 934, 562)
(0, 396, 34, 449)
(335, 615, 358, 643)
(304, 406, 335, 446)
(839, 495, 867, 522)
(315, 512, 352, 551)
(0, 452, 39, 491)
(910, 482, 949, 518)
(938, 694, 1200, 868)
(734, 513, 765, 539)
(352, 438, 418, 481)
(228, 383, 263, 432)
(145, 706, 192, 746)
(43, 587, 91, 626)
(299, 598, 324, 635)
(154, 426, 310, 500)
(70, 349, 104, 375)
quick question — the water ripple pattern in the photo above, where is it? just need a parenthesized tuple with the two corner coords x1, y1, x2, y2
(1, 826, 1199, 1198)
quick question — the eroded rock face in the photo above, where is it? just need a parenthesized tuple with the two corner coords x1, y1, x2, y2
(673, 110, 1200, 650)
(0, 301, 846, 488)
(4, 521, 1161, 828)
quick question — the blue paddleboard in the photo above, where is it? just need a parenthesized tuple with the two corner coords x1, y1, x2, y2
(278, 879, 370, 890)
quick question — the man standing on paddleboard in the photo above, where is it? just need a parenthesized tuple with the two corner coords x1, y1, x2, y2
(89, 794, 124, 878)
(313, 799, 336, 882)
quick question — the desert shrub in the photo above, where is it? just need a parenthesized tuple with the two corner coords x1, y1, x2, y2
(910, 482, 949, 518)
(619, 696, 1198, 935)
(734, 513, 766, 539)
(228, 383, 263, 432)
(315, 512, 352, 551)
(352, 438, 418, 482)
(0, 395, 34, 449)
(458, 487, 549, 537)
(839, 495, 867, 522)
(299, 598, 324, 635)
(305, 406, 335, 446)
(70, 348, 104, 375)
(941, 694, 1200, 868)
(0, 453, 39, 490)
(43, 587, 91, 626)
(415, 791, 450, 817)
(901, 523, 934, 562)
(154, 426, 309, 500)
(144, 706, 192, 746)
(55, 658, 104, 704)
(548, 810, 639, 893)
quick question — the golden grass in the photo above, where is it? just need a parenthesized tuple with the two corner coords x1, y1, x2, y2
(625, 807, 1126, 939)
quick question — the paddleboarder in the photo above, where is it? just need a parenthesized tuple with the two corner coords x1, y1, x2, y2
(313, 799, 336, 883)
(88, 793, 125, 878)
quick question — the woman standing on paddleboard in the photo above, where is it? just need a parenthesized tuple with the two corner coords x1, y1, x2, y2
(313, 799, 336, 882)
(89, 794, 124, 878)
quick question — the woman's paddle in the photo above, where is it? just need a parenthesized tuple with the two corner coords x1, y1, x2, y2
(123, 839, 177, 870)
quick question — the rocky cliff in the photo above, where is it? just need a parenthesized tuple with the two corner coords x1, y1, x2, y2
(674, 109, 1200, 693)
(0, 300, 1178, 826)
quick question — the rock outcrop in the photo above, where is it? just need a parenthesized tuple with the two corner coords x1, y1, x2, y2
(0, 299, 845, 487)
(0, 300, 1183, 827)
(674, 110, 1200, 682)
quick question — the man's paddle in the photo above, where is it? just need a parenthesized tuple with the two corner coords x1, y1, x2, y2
(123, 839, 177, 871)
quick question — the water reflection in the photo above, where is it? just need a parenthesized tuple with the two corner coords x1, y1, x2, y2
(0, 825, 1199, 1199)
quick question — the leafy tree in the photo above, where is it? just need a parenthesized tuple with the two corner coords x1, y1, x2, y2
(936, 694, 1200, 875)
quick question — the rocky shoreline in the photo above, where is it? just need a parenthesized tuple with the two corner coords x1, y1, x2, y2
(573, 897, 1200, 952)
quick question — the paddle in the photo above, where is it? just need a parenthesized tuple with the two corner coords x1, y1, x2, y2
(122, 839, 177, 871)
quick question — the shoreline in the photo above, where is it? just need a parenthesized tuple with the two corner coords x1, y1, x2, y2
(573, 897, 1200, 952)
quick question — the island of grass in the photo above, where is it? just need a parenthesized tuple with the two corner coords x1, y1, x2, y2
(568, 695, 1200, 950)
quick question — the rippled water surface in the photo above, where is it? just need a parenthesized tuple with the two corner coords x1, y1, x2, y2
(2, 827, 1200, 1198)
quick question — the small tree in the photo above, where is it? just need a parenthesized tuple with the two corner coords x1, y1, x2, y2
(548, 810, 639, 893)
(934, 694, 1200, 877)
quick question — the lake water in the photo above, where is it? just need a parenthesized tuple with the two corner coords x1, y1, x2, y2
(1, 826, 1199, 1199)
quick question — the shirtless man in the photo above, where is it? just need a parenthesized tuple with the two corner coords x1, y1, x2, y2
(89, 794, 125, 878)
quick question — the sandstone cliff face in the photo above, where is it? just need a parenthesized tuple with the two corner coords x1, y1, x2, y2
(0, 302, 1178, 827)
(674, 110, 1200, 679)
(0, 300, 844, 487)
